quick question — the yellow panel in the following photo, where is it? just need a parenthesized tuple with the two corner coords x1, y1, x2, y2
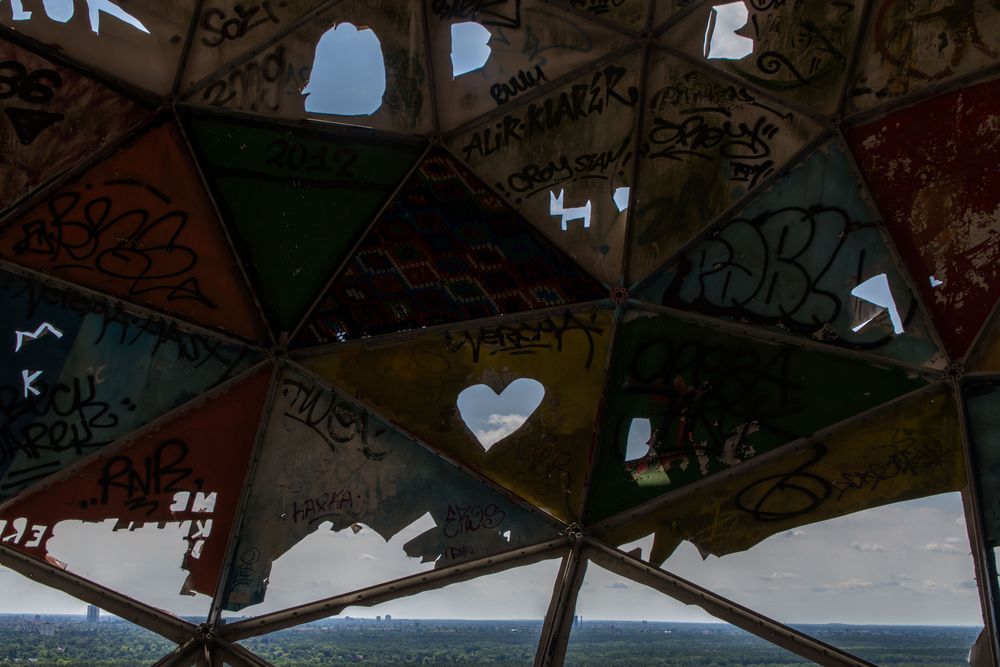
(975, 320, 1000, 371)
(300, 309, 614, 522)
(601, 390, 964, 565)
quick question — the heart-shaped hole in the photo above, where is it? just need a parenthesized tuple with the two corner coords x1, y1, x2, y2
(457, 378, 545, 452)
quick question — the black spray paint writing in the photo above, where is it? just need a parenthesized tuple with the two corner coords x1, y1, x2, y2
(490, 64, 547, 106)
(199, 1, 283, 47)
(93, 438, 195, 517)
(502, 135, 631, 200)
(0, 59, 64, 146)
(443, 503, 505, 537)
(281, 377, 386, 461)
(446, 312, 605, 369)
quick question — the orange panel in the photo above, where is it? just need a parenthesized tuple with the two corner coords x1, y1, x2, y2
(0, 123, 267, 342)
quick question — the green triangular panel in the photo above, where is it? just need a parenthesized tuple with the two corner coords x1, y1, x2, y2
(186, 114, 424, 333)
(585, 306, 929, 523)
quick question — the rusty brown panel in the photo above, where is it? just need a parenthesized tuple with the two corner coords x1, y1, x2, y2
(427, 0, 635, 132)
(662, 0, 864, 114)
(0, 41, 148, 212)
(849, 0, 1000, 112)
(0, 122, 269, 342)
(187, 0, 433, 134)
(180, 0, 327, 92)
(0, 0, 197, 94)
(627, 53, 824, 286)
(0, 368, 271, 602)
(975, 319, 1000, 371)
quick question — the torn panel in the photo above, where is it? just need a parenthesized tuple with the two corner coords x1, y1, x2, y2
(627, 53, 824, 286)
(635, 140, 945, 369)
(0, 269, 258, 499)
(0, 368, 271, 608)
(965, 382, 1000, 543)
(300, 308, 614, 522)
(602, 390, 964, 564)
(585, 306, 930, 524)
(220, 367, 560, 612)
(294, 147, 607, 346)
(446, 50, 642, 285)
(185, 112, 424, 335)
(846, 77, 1000, 361)
(0, 0, 196, 95)
(187, 0, 432, 134)
(849, 0, 1000, 112)
(427, 0, 634, 131)
(663, 0, 863, 114)
(0, 122, 269, 343)
(0, 41, 149, 213)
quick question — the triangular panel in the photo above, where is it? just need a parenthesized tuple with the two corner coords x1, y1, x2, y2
(974, 319, 1000, 372)
(602, 389, 964, 564)
(635, 140, 944, 369)
(427, 0, 636, 130)
(185, 113, 424, 334)
(0, 0, 197, 95)
(662, 0, 864, 114)
(446, 50, 643, 286)
(0, 123, 269, 342)
(965, 381, 1000, 543)
(849, 0, 1000, 112)
(220, 366, 560, 611)
(0, 269, 259, 499)
(0, 42, 148, 212)
(295, 148, 607, 346)
(627, 52, 824, 286)
(0, 368, 271, 603)
(186, 0, 433, 134)
(846, 77, 1000, 361)
(586, 307, 929, 523)
(300, 308, 614, 522)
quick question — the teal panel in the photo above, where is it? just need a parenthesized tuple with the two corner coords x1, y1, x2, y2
(635, 142, 944, 369)
(0, 270, 258, 498)
(966, 382, 1000, 543)
(185, 114, 424, 333)
(585, 308, 929, 522)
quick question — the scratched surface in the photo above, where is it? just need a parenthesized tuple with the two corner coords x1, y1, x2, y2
(295, 148, 607, 346)
(0, 123, 269, 343)
(0, 368, 271, 603)
(627, 54, 824, 287)
(602, 389, 964, 564)
(187, 0, 433, 134)
(0, 0, 196, 95)
(0, 270, 258, 500)
(179, 0, 326, 92)
(186, 113, 424, 334)
(0, 42, 148, 214)
(585, 307, 929, 523)
(849, 0, 1000, 112)
(635, 141, 945, 369)
(846, 77, 1000, 361)
(447, 50, 641, 286)
(221, 366, 560, 611)
(966, 382, 1000, 542)
(665, 0, 863, 114)
(427, 0, 633, 131)
(300, 308, 613, 522)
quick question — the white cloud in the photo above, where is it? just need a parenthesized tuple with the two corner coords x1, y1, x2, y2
(917, 542, 964, 554)
(760, 572, 800, 581)
(606, 582, 629, 590)
(780, 529, 806, 538)
(820, 578, 875, 591)
(358, 553, 376, 560)
(474, 413, 527, 447)
(851, 541, 887, 552)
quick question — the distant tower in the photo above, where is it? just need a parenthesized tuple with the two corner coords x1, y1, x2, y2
(87, 605, 100, 623)
(385, 615, 391, 621)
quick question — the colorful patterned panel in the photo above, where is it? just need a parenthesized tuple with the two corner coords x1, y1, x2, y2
(188, 0, 432, 134)
(585, 307, 929, 523)
(627, 54, 824, 286)
(850, 0, 1000, 111)
(301, 308, 614, 522)
(602, 390, 964, 564)
(221, 367, 560, 611)
(427, 0, 634, 131)
(0, 123, 268, 342)
(447, 51, 641, 285)
(663, 0, 863, 114)
(0, 42, 148, 213)
(0, 368, 271, 601)
(186, 114, 423, 334)
(0, 0, 196, 95)
(296, 149, 607, 346)
(179, 0, 327, 92)
(966, 382, 1000, 542)
(0, 270, 258, 499)
(635, 141, 944, 369)
(847, 77, 1000, 361)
